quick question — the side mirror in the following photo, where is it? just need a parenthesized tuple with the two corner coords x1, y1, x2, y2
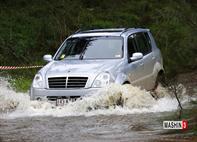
(43, 54, 53, 62)
(130, 52, 143, 62)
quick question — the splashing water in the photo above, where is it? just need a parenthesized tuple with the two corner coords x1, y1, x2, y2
(0, 77, 190, 118)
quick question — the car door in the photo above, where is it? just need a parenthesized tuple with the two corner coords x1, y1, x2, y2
(134, 32, 156, 89)
(126, 34, 144, 86)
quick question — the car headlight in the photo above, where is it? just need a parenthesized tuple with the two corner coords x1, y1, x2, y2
(32, 73, 43, 88)
(92, 72, 111, 88)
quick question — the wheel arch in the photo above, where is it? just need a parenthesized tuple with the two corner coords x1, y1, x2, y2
(123, 81, 130, 84)
(115, 73, 130, 85)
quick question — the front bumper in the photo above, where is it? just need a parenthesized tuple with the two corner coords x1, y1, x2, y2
(30, 87, 99, 101)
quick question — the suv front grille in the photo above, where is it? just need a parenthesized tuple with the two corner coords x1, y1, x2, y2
(48, 77, 88, 89)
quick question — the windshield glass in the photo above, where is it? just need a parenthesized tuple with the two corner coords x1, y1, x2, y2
(54, 37, 123, 60)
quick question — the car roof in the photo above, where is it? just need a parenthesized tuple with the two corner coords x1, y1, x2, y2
(70, 28, 150, 38)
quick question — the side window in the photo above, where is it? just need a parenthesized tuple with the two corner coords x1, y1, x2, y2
(135, 32, 151, 55)
(127, 35, 137, 57)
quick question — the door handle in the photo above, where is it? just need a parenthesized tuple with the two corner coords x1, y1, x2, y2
(152, 56, 156, 60)
(139, 63, 144, 66)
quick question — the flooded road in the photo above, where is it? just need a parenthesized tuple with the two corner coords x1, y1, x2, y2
(0, 110, 197, 142)
(0, 74, 196, 142)
(0, 111, 195, 142)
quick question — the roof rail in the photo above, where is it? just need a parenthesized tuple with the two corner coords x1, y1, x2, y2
(77, 28, 126, 34)
(74, 28, 135, 35)
(120, 28, 135, 35)
(74, 29, 82, 34)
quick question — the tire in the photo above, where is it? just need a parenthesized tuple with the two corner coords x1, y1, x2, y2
(153, 73, 166, 90)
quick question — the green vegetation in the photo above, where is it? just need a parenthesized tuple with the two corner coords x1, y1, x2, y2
(0, 0, 196, 91)
(8, 76, 32, 92)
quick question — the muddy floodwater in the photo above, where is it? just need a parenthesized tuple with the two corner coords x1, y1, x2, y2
(0, 72, 196, 142)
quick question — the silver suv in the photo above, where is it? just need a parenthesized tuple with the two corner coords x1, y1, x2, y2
(30, 28, 164, 101)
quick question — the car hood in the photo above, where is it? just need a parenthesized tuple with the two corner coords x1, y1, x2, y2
(45, 59, 123, 76)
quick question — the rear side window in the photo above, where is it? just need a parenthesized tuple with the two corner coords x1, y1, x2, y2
(144, 32, 152, 52)
(134, 32, 152, 55)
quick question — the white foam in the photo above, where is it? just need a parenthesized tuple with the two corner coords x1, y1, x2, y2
(0, 77, 189, 118)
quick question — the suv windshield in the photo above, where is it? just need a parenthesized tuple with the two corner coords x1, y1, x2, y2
(54, 37, 123, 60)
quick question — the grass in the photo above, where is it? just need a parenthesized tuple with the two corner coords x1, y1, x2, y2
(3, 68, 39, 92)
(8, 76, 33, 93)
